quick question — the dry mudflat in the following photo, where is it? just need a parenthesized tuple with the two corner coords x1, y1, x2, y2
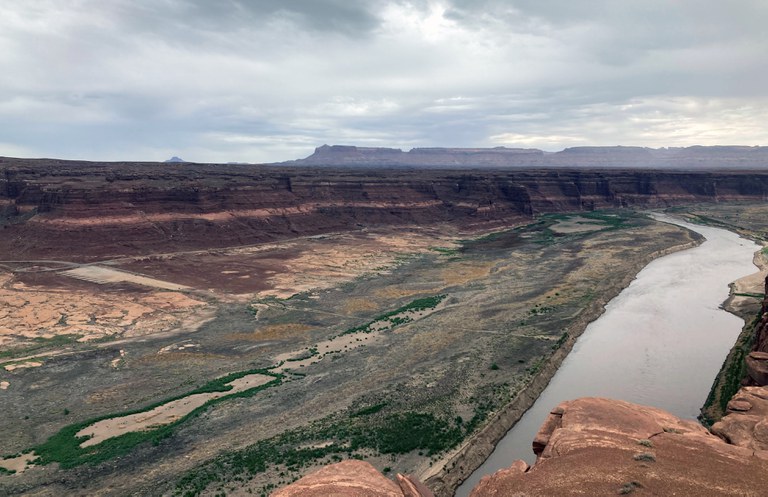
(0, 210, 712, 496)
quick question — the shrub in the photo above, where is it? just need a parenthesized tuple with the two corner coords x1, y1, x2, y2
(633, 452, 656, 462)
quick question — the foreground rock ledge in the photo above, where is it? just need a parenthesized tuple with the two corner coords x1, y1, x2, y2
(270, 460, 433, 497)
(272, 392, 768, 497)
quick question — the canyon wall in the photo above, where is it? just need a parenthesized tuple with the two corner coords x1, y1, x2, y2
(745, 277, 768, 388)
(2, 155, 768, 259)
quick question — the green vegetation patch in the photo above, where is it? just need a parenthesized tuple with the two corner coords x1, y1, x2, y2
(173, 409, 465, 497)
(701, 310, 759, 425)
(0, 334, 83, 361)
(734, 292, 765, 299)
(341, 294, 447, 335)
(552, 332, 569, 351)
(429, 246, 460, 256)
(28, 369, 282, 469)
(352, 403, 388, 417)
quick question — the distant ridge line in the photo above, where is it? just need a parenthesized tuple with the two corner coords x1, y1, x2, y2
(280, 144, 768, 169)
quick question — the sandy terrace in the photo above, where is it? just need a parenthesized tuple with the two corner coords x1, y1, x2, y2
(113, 229, 461, 299)
(258, 231, 460, 299)
(273, 332, 383, 373)
(76, 373, 275, 448)
(0, 270, 209, 348)
(0, 452, 36, 473)
(549, 216, 606, 234)
(727, 248, 768, 314)
(272, 299, 445, 372)
(61, 266, 191, 291)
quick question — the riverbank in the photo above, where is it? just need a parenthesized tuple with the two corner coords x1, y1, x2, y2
(701, 241, 768, 425)
(0, 210, 705, 496)
(423, 226, 703, 496)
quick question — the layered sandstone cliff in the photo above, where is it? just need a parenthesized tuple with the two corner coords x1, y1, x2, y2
(3, 154, 768, 259)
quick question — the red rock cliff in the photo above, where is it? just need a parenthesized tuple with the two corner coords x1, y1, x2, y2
(3, 156, 768, 259)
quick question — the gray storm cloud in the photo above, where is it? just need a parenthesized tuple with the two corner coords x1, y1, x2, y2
(0, 0, 766, 162)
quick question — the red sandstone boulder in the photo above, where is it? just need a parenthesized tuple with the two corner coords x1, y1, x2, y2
(469, 397, 766, 497)
(712, 386, 768, 453)
(396, 473, 435, 497)
(270, 460, 433, 497)
(270, 460, 403, 497)
(746, 351, 768, 386)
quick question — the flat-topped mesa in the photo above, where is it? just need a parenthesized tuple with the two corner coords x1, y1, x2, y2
(299, 145, 545, 167)
(292, 144, 768, 169)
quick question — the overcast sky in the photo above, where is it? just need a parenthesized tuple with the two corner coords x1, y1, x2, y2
(2, 1, 767, 163)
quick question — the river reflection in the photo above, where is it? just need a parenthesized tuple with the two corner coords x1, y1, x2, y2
(455, 213, 760, 496)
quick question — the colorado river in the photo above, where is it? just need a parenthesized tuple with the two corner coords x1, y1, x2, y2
(455, 214, 761, 496)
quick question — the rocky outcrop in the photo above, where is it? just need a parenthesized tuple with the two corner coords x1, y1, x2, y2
(3, 154, 768, 259)
(711, 386, 768, 451)
(272, 395, 768, 497)
(469, 396, 768, 497)
(270, 460, 432, 497)
(745, 276, 768, 385)
(746, 351, 768, 386)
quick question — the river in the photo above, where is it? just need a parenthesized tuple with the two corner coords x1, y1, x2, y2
(455, 214, 761, 496)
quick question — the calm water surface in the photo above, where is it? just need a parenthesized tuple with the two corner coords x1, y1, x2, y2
(455, 214, 760, 496)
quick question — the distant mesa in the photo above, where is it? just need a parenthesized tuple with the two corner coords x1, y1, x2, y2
(281, 144, 768, 169)
(164, 156, 186, 163)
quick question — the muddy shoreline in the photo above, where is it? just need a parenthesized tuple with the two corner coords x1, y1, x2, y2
(424, 236, 703, 497)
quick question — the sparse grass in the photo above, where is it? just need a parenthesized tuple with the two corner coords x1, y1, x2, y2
(637, 439, 653, 448)
(552, 332, 569, 350)
(633, 452, 656, 462)
(352, 403, 388, 417)
(618, 481, 642, 494)
(0, 334, 83, 361)
(429, 246, 460, 256)
(173, 409, 466, 496)
(286, 347, 318, 362)
(341, 295, 447, 336)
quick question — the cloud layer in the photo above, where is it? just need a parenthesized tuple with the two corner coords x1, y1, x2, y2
(2, 1, 767, 162)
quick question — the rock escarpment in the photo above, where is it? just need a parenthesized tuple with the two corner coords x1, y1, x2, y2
(746, 277, 768, 385)
(272, 394, 768, 496)
(470, 396, 768, 497)
(3, 154, 768, 259)
(270, 460, 433, 497)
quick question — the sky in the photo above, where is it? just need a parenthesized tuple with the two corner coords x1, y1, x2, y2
(1, 0, 767, 163)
